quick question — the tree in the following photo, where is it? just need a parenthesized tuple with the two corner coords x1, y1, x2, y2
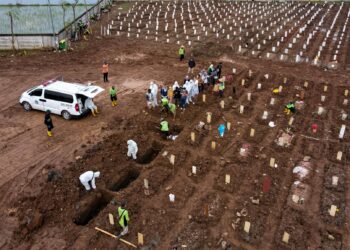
(6, 8, 20, 52)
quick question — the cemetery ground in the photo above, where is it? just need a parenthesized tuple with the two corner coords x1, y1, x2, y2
(0, 1, 350, 250)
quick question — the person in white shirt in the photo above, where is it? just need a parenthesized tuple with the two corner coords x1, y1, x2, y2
(79, 171, 100, 191)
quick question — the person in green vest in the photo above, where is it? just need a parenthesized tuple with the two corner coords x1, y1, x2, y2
(116, 200, 129, 239)
(284, 101, 295, 115)
(169, 103, 176, 120)
(110, 86, 118, 106)
(161, 96, 169, 112)
(218, 81, 225, 98)
(160, 119, 170, 138)
(179, 45, 185, 61)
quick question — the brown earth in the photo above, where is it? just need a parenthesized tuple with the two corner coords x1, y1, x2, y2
(0, 1, 350, 250)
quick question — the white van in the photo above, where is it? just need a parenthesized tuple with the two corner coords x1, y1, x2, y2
(19, 79, 104, 120)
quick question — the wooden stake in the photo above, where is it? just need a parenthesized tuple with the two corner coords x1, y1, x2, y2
(345, 89, 349, 97)
(108, 213, 114, 225)
(138, 233, 144, 245)
(204, 204, 209, 217)
(227, 122, 231, 130)
(250, 128, 255, 137)
(241, 79, 245, 86)
(202, 94, 206, 102)
(324, 85, 328, 92)
(144, 179, 149, 189)
(269, 158, 275, 167)
(283, 77, 287, 84)
(304, 81, 308, 88)
(95, 227, 137, 248)
(211, 141, 216, 150)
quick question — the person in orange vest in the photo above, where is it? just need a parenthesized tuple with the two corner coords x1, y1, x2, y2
(102, 61, 109, 83)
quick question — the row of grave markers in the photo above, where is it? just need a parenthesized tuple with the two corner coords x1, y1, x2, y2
(102, 1, 350, 67)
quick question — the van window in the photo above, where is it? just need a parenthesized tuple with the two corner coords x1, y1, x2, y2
(29, 89, 42, 97)
(44, 90, 73, 103)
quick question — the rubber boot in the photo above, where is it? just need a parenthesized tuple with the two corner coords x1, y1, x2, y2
(112, 101, 115, 107)
(95, 108, 99, 114)
(114, 101, 118, 106)
(47, 131, 52, 137)
(91, 109, 96, 117)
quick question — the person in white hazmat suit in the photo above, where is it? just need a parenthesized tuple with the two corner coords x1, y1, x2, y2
(79, 171, 100, 191)
(85, 98, 99, 116)
(149, 82, 158, 107)
(127, 140, 138, 160)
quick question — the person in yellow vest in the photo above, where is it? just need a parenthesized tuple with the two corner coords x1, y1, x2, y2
(179, 45, 185, 61)
(110, 86, 117, 106)
(102, 61, 109, 83)
(116, 200, 129, 239)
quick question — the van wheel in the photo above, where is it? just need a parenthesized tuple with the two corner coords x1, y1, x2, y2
(22, 102, 32, 111)
(62, 110, 71, 120)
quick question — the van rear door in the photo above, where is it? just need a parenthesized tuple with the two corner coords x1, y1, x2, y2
(77, 85, 104, 98)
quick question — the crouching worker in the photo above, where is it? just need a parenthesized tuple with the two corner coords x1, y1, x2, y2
(127, 140, 138, 160)
(284, 101, 296, 115)
(79, 171, 100, 191)
(161, 96, 170, 113)
(116, 200, 129, 239)
(85, 97, 99, 116)
(160, 119, 170, 138)
(169, 103, 176, 120)
(44, 110, 54, 137)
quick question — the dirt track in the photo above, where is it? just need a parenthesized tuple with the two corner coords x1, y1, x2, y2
(1, 1, 350, 250)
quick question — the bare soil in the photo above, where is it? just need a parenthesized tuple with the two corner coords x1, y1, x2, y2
(0, 1, 350, 250)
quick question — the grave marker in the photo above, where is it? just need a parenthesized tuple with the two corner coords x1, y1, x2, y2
(282, 232, 290, 244)
(250, 128, 255, 137)
(109, 213, 114, 225)
(170, 154, 175, 165)
(336, 151, 342, 161)
(191, 132, 195, 142)
(138, 233, 144, 245)
(339, 125, 346, 139)
(332, 176, 339, 186)
(247, 93, 251, 101)
(240, 105, 244, 114)
(244, 221, 251, 233)
(329, 205, 337, 217)
(225, 174, 231, 184)
(220, 100, 225, 109)
(207, 112, 212, 123)
(288, 117, 294, 126)
(192, 166, 197, 175)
